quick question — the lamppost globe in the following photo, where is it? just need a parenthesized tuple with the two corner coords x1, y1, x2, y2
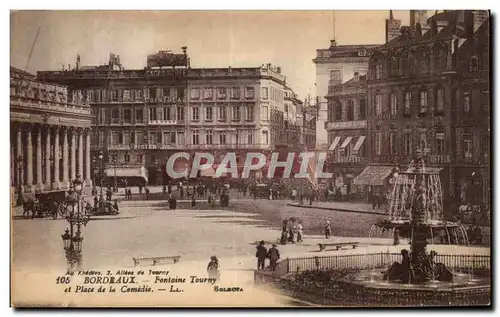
(61, 228, 71, 250)
(98, 154, 103, 160)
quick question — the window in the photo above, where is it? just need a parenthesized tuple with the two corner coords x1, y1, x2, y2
(177, 107, 185, 121)
(261, 87, 268, 99)
(375, 94, 382, 116)
(404, 131, 412, 156)
(347, 100, 354, 121)
(177, 132, 185, 145)
(404, 91, 411, 115)
(245, 87, 255, 99)
(231, 87, 241, 100)
(135, 89, 143, 100)
(192, 107, 199, 120)
(123, 109, 132, 123)
(217, 88, 227, 100)
(99, 108, 106, 124)
(87, 90, 94, 102)
(177, 88, 185, 101)
(419, 90, 428, 113)
(163, 87, 170, 99)
(149, 107, 157, 121)
(162, 132, 170, 144)
(98, 131, 104, 146)
(436, 88, 444, 112)
(135, 109, 144, 123)
(136, 154, 143, 163)
(218, 105, 227, 121)
(206, 130, 213, 144)
(123, 132, 130, 145)
(149, 132, 157, 144)
(390, 93, 397, 116)
(434, 46, 447, 70)
(247, 132, 253, 144)
(219, 133, 226, 144)
(192, 130, 199, 145)
(246, 105, 254, 121)
(232, 105, 241, 121)
(390, 56, 399, 75)
(111, 90, 118, 102)
(111, 131, 120, 145)
(111, 109, 120, 124)
(464, 139, 473, 160)
(136, 132, 144, 145)
(330, 70, 342, 81)
(375, 132, 382, 156)
(95, 90, 102, 102)
(262, 106, 269, 120)
(481, 135, 489, 160)
(124, 153, 130, 163)
(375, 64, 383, 79)
(190, 88, 200, 100)
(203, 88, 213, 100)
(389, 131, 397, 155)
(205, 106, 213, 121)
(149, 87, 157, 99)
(262, 131, 269, 144)
(359, 99, 367, 120)
(469, 56, 479, 72)
(334, 104, 342, 121)
(420, 132, 427, 151)
(163, 107, 171, 121)
(418, 50, 429, 73)
(463, 94, 471, 113)
(436, 132, 445, 154)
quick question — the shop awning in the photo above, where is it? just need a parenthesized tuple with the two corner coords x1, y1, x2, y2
(352, 136, 366, 154)
(353, 165, 394, 186)
(340, 136, 353, 149)
(328, 136, 341, 151)
(106, 166, 148, 182)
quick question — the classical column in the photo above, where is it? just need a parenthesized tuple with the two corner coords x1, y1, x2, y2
(52, 126, 60, 189)
(62, 127, 69, 189)
(16, 126, 23, 190)
(45, 126, 51, 187)
(70, 131, 76, 181)
(26, 126, 34, 192)
(85, 130, 92, 187)
(36, 126, 43, 191)
(78, 129, 84, 179)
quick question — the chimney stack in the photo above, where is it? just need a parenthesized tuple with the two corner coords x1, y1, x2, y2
(385, 10, 402, 43)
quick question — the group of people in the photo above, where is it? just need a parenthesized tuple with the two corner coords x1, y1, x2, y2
(280, 218, 304, 245)
(255, 241, 281, 271)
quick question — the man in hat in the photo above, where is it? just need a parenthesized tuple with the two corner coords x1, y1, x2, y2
(325, 220, 332, 239)
(255, 240, 268, 270)
(267, 244, 280, 271)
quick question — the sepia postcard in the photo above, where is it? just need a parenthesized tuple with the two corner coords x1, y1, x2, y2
(10, 9, 491, 308)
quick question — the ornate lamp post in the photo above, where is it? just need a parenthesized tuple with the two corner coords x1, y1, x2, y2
(61, 175, 90, 272)
(98, 151, 104, 200)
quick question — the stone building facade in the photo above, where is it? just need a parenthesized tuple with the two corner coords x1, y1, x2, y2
(10, 66, 93, 200)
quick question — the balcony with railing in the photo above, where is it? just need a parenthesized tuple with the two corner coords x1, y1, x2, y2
(148, 119, 178, 125)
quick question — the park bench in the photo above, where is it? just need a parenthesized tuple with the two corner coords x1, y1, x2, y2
(318, 242, 359, 252)
(132, 255, 181, 267)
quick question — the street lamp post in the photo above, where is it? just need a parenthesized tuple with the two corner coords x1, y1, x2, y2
(61, 174, 90, 272)
(98, 151, 104, 200)
(113, 156, 117, 192)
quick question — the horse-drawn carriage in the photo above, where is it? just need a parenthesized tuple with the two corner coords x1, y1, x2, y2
(21, 190, 84, 219)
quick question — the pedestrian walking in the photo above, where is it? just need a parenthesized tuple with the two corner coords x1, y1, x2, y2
(325, 220, 332, 239)
(145, 187, 150, 200)
(267, 244, 280, 271)
(139, 185, 143, 195)
(291, 189, 297, 202)
(297, 221, 304, 242)
(280, 220, 288, 245)
(255, 240, 268, 270)
(207, 256, 220, 281)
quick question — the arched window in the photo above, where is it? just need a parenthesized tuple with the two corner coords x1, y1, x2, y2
(433, 43, 447, 71)
(469, 56, 479, 72)
(389, 55, 399, 76)
(417, 47, 429, 73)
(408, 54, 416, 75)
(369, 53, 385, 80)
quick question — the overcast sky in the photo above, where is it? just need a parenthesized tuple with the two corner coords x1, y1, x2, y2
(10, 10, 415, 98)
